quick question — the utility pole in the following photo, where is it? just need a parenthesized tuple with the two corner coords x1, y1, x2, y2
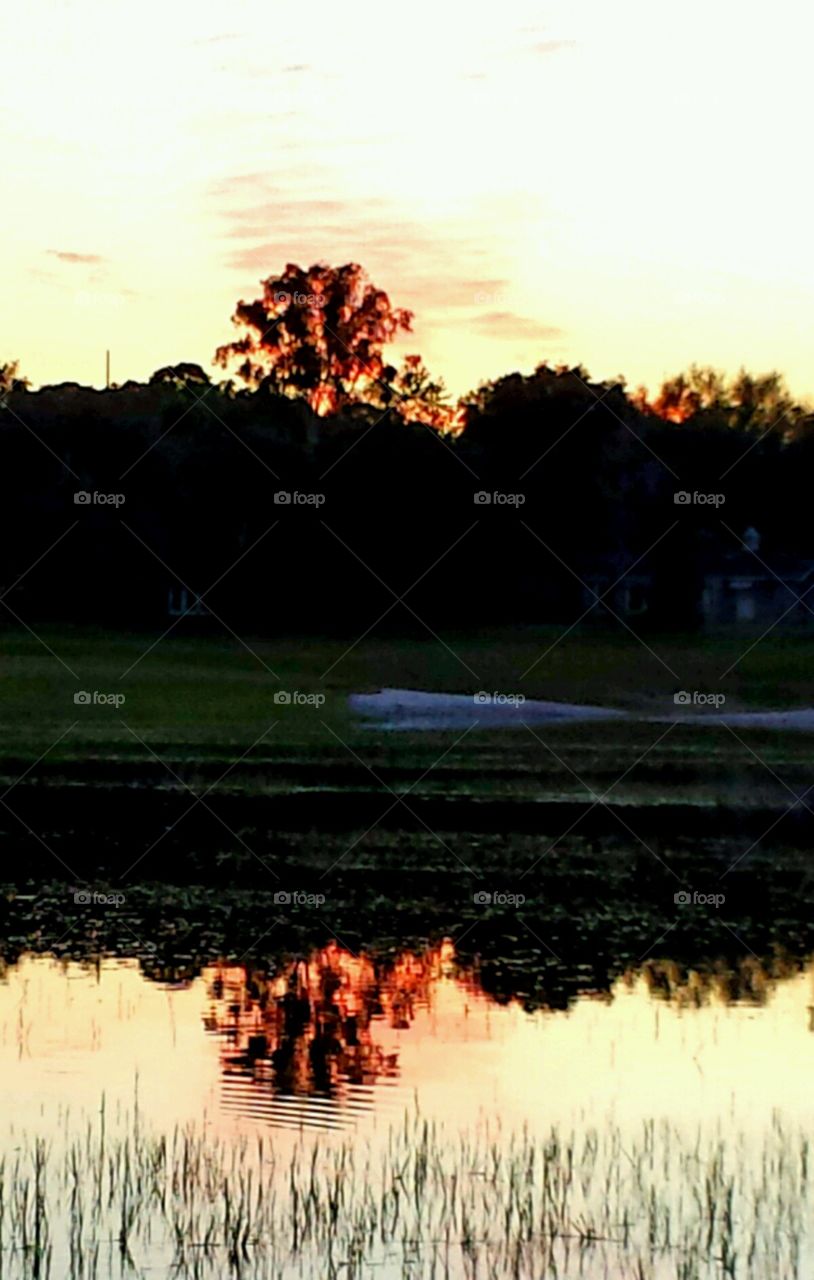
(105, 349, 110, 389)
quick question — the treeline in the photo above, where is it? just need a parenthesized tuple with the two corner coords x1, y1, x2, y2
(2, 361, 812, 632)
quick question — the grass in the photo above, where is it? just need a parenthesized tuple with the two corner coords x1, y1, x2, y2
(0, 1103, 810, 1278)
(3, 621, 813, 994)
(1, 622, 813, 769)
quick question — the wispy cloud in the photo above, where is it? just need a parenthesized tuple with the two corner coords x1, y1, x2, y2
(532, 39, 576, 54)
(47, 250, 105, 265)
(404, 278, 510, 310)
(223, 198, 358, 241)
(190, 32, 244, 46)
(211, 177, 526, 342)
(470, 311, 563, 341)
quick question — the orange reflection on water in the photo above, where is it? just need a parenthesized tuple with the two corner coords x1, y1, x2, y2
(202, 939, 458, 1123)
(3, 946, 814, 1141)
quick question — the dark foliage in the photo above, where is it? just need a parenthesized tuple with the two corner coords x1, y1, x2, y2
(0, 360, 807, 633)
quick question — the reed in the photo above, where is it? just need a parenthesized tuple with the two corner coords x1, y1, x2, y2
(0, 1106, 810, 1278)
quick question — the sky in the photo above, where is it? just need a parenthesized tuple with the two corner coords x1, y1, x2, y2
(2, 0, 813, 402)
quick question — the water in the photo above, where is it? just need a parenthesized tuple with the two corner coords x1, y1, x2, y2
(3, 947, 814, 1276)
(5, 947, 814, 1137)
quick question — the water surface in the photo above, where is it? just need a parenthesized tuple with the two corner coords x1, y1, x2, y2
(4, 946, 814, 1140)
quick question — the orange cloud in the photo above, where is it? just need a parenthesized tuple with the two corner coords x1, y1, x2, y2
(47, 250, 105, 265)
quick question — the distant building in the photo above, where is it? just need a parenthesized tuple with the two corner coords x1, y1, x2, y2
(700, 553, 814, 626)
(580, 532, 814, 629)
(167, 585, 209, 618)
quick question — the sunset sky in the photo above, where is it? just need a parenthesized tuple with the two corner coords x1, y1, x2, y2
(3, 0, 813, 401)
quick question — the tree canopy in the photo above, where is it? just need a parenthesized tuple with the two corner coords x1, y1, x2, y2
(635, 364, 809, 436)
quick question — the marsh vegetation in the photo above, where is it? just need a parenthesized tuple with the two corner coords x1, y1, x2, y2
(1, 1105, 812, 1279)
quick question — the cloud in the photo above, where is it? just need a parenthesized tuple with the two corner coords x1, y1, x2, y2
(223, 219, 479, 279)
(190, 33, 243, 46)
(401, 278, 511, 311)
(224, 198, 357, 240)
(48, 250, 105, 265)
(211, 179, 523, 332)
(470, 312, 563, 341)
(209, 173, 284, 198)
(531, 40, 576, 54)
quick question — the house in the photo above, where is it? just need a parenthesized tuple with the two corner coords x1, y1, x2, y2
(701, 553, 814, 626)
(167, 585, 209, 619)
(580, 531, 814, 629)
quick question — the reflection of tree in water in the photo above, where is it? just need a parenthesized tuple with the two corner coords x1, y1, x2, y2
(629, 953, 802, 1007)
(203, 939, 457, 1102)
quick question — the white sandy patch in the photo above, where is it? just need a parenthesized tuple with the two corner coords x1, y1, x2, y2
(348, 689, 627, 731)
(349, 689, 814, 733)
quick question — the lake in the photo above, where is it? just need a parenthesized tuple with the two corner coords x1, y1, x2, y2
(3, 944, 814, 1277)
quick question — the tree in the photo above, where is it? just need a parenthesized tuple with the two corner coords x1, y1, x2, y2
(638, 364, 806, 436)
(149, 363, 211, 391)
(373, 354, 455, 429)
(214, 262, 414, 416)
(633, 365, 727, 422)
(0, 360, 28, 401)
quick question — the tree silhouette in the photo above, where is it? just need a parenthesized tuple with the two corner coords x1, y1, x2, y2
(637, 364, 805, 436)
(0, 360, 28, 400)
(214, 262, 414, 416)
(369, 354, 454, 429)
(150, 363, 211, 390)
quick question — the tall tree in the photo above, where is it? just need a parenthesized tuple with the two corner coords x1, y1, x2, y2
(215, 262, 414, 416)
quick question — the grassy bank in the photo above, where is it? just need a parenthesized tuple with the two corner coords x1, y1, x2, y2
(0, 625, 812, 826)
(1, 624, 813, 763)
